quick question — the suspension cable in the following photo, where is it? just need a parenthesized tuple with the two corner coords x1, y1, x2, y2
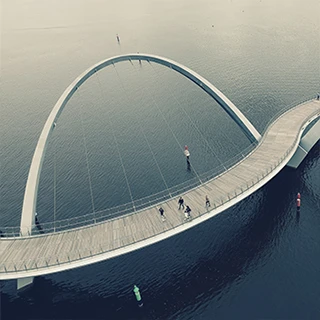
(77, 88, 96, 213)
(130, 61, 203, 183)
(95, 72, 136, 211)
(113, 64, 173, 197)
(148, 62, 228, 170)
(172, 73, 243, 160)
(53, 129, 57, 232)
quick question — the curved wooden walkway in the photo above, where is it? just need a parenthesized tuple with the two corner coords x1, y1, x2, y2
(0, 100, 319, 280)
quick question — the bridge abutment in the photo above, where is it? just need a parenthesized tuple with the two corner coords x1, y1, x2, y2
(287, 119, 320, 168)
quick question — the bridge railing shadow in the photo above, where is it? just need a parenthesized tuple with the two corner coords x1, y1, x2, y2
(1, 105, 320, 274)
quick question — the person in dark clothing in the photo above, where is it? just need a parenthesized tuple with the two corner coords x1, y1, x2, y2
(184, 205, 191, 220)
(205, 195, 211, 208)
(178, 197, 184, 210)
(159, 207, 165, 221)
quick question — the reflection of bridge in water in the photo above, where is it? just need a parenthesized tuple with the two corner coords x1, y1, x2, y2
(0, 54, 319, 290)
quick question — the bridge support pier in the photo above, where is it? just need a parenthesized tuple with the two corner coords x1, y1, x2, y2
(287, 145, 308, 168)
(287, 119, 320, 168)
(17, 276, 34, 291)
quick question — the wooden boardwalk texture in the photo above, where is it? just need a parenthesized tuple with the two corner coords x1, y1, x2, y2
(0, 100, 319, 279)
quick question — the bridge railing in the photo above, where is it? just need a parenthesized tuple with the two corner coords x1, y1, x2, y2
(260, 96, 315, 136)
(0, 98, 316, 239)
(0, 144, 304, 274)
(0, 143, 257, 238)
(1, 107, 319, 274)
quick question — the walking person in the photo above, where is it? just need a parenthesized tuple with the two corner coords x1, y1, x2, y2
(35, 212, 39, 225)
(159, 207, 166, 221)
(184, 205, 191, 220)
(178, 196, 185, 210)
(205, 195, 211, 208)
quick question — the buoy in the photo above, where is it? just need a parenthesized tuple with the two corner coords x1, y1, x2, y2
(296, 193, 301, 211)
(133, 285, 143, 307)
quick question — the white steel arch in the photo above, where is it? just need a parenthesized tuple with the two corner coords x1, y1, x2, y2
(20, 53, 261, 235)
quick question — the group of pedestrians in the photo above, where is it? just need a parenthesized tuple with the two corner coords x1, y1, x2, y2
(158, 145, 213, 221)
(158, 195, 211, 222)
(178, 197, 192, 220)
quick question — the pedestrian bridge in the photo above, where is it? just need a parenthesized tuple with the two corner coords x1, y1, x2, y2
(0, 54, 319, 289)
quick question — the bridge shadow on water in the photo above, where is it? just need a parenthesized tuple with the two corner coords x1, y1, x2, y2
(1, 143, 319, 320)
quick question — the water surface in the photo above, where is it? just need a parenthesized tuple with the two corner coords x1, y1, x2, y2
(1, 0, 319, 319)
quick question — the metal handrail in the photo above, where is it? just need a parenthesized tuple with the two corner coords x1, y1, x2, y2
(0, 143, 257, 237)
(0, 98, 317, 239)
(260, 96, 315, 135)
(0, 106, 319, 273)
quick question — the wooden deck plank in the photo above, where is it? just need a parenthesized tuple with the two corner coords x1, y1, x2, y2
(1, 100, 318, 275)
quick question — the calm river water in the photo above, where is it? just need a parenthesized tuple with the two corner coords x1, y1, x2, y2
(1, 0, 319, 319)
